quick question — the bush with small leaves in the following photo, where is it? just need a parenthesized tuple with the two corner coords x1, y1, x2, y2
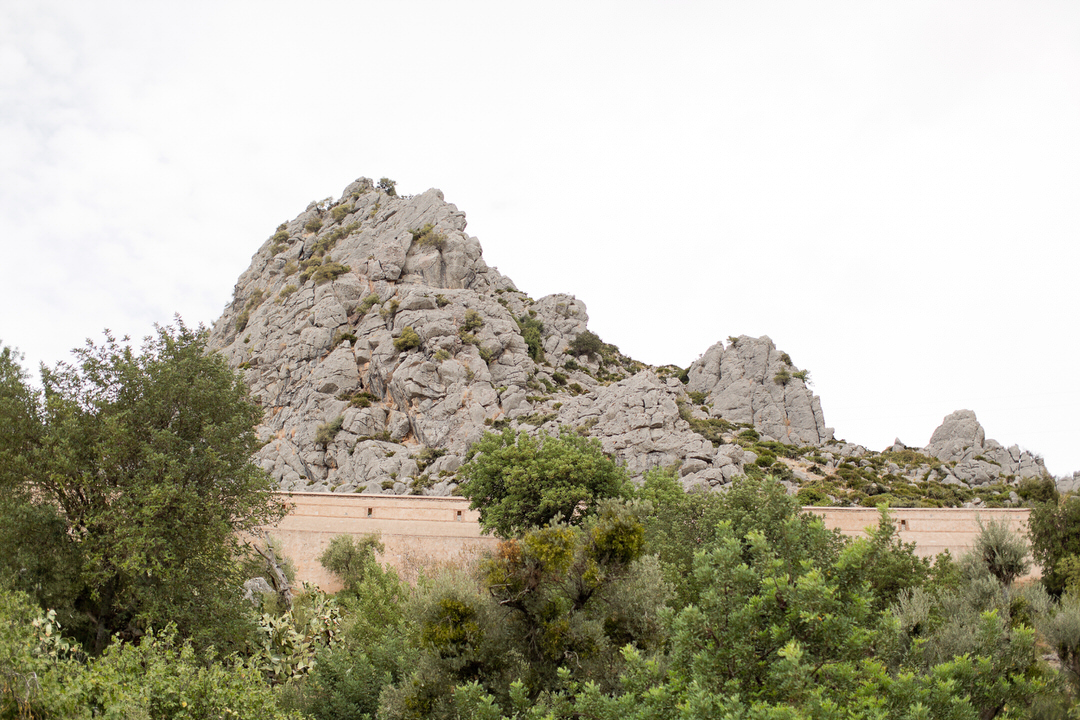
(357, 293, 380, 316)
(379, 298, 399, 320)
(410, 223, 446, 250)
(434, 349, 451, 362)
(462, 308, 483, 332)
(516, 315, 545, 362)
(393, 326, 421, 352)
(277, 284, 298, 303)
(282, 260, 298, 275)
(568, 330, 603, 359)
(315, 416, 344, 446)
(435, 294, 450, 308)
(304, 217, 323, 233)
(773, 368, 792, 385)
(330, 204, 352, 223)
(332, 331, 357, 348)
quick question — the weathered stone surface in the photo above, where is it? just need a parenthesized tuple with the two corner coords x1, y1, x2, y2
(686, 337, 833, 446)
(924, 410, 1048, 481)
(208, 176, 1070, 498)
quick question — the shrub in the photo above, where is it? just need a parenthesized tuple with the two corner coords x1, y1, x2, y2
(379, 298, 399, 320)
(687, 390, 707, 405)
(410, 223, 446, 250)
(282, 260, 298, 276)
(792, 369, 810, 382)
(551, 371, 567, 385)
(304, 217, 323, 233)
(462, 308, 483, 331)
(434, 349, 451, 362)
(277, 284, 298, 303)
(568, 330, 603, 359)
(300, 258, 350, 285)
(357, 293, 380, 316)
(435, 294, 450, 308)
(393, 326, 421, 352)
(332, 331, 357, 348)
(315, 416, 345, 446)
(330, 204, 352, 223)
(773, 368, 792, 385)
(377, 178, 397, 196)
(516, 315, 545, 362)
(779, 352, 792, 365)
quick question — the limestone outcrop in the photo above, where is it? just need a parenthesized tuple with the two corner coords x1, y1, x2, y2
(923, 410, 1048, 484)
(686, 337, 832, 446)
(208, 176, 1064, 502)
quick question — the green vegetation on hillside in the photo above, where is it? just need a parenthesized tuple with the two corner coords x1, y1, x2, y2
(4, 330, 1080, 718)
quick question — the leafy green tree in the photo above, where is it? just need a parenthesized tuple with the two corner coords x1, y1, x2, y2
(457, 428, 629, 538)
(1029, 493, 1080, 596)
(0, 322, 285, 654)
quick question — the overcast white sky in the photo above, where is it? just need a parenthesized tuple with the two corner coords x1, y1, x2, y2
(2, 1, 1077, 476)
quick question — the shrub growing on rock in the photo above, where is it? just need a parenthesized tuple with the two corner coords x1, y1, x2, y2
(393, 326, 421, 352)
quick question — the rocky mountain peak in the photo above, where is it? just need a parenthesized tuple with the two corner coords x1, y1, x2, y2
(208, 177, 1058, 504)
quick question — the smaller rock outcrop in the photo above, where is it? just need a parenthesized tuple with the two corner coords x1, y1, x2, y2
(686, 336, 833, 446)
(923, 410, 1047, 484)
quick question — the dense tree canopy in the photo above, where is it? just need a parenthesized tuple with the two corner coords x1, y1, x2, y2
(0, 321, 284, 654)
(456, 428, 629, 538)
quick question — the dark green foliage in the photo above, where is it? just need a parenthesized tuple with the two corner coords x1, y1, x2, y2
(377, 177, 397, 196)
(435, 294, 450, 308)
(1018, 475, 1059, 504)
(305, 217, 323, 233)
(0, 324, 283, 656)
(481, 502, 666, 693)
(857, 507, 933, 611)
(515, 315, 545, 362)
(394, 326, 422, 352)
(457, 428, 629, 538)
(773, 367, 792, 385)
(316, 415, 345, 446)
(1029, 494, 1080, 596)
(567, 330, 602, 359)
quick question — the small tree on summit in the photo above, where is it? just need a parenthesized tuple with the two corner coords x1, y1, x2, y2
(377, 177, 397, 196)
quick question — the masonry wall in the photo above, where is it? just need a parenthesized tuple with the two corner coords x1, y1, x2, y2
(262, 493, 1035, 590)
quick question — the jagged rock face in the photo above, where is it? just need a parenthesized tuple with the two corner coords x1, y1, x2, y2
(208, 178, 827, 495)
(686, 337, 833, 446)
(923, 409, 1047, 483)
(208, 177, 1069, 500)
(1059, 472, 1080, 495)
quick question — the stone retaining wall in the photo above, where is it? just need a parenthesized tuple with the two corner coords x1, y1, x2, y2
(263, 493, 1035, 590)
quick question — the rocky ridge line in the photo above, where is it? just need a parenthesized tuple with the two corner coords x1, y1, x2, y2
(208, 178, 1061, 507)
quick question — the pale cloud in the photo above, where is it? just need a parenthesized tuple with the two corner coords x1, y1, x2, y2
(1, 0, 1077, 474)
